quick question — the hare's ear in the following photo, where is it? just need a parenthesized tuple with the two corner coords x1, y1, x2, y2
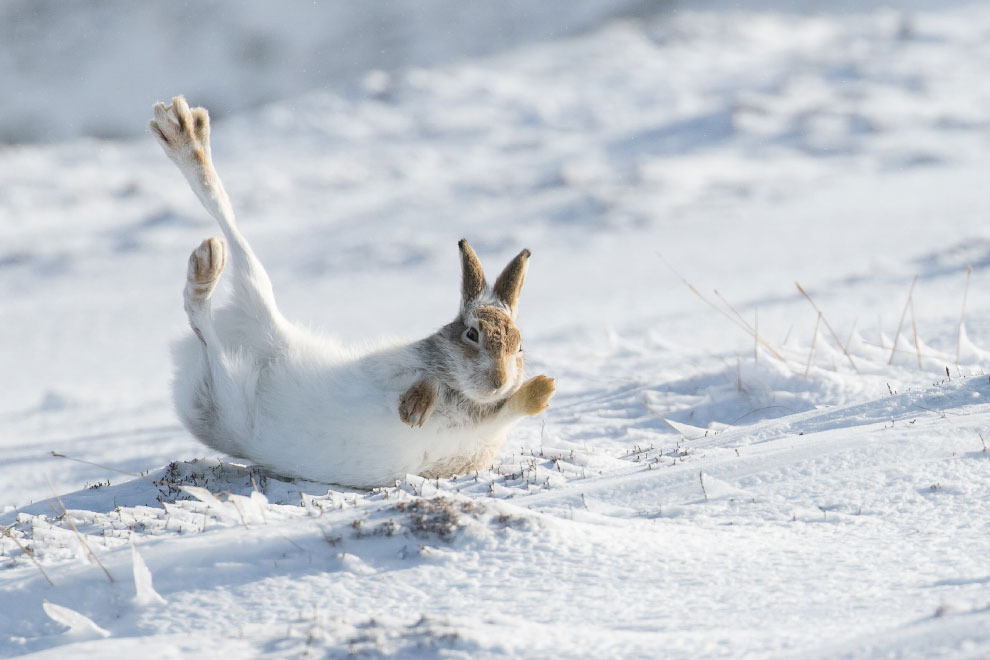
(493, 248, 530, 317)
(458, 239, 486, 306)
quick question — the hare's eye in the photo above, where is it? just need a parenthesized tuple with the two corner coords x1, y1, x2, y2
(465, 327, 479, 343)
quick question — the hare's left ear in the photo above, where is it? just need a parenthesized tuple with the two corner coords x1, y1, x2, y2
(493, 248, 531, 317)
(458, 239, 486, 307)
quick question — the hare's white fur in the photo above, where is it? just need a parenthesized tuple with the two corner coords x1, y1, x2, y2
(151, 96, 554, 487)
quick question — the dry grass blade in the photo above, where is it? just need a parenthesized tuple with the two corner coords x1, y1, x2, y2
(52, 451, 206, 494)
(45, 475, 114, 583)
(713, 289, 787, 362)
(956, 265, 972, 364)
(0, 524, 56, 586)
(844, 319, 858, 354)
(888, 276, 918, 365)
(657, 254, 791, 362)
(221, 491, 251, 529)
(795, 282, 857, 372)
(804, 311, 822, 378)
(858, 339, 947, 362)
(250, 476, 269, 525)
(754, 308, 759, 363)
(51, 451, 152, 482)
(910, 295, 922, 368)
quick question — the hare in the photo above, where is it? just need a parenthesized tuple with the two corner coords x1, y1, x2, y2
(149, 96, 555, 487)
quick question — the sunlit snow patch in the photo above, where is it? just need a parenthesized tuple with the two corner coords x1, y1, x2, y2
(42, 601, 110, 639)
(130, 538, 166, 606)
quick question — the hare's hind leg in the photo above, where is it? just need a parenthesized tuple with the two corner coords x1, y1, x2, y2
(151, 95, 287, 343)
(181, 237, 256, 453)
(184, 237, 226, 344)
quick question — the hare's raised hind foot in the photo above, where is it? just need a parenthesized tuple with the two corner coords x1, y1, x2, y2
(185, 237, 226, 307)
(508, 375, 555, 416)
(149, 95, 212, 169)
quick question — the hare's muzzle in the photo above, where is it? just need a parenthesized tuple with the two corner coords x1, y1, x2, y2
(490, 364, 508, 391)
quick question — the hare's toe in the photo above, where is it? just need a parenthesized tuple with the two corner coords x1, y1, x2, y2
(514, 375, 555, 416)
(399, 380, 437, 427)
(186, 237, 226, 299)
(150, 95, 212, 165)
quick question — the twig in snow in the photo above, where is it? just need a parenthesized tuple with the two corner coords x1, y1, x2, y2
(888, 276, 918, 365)
(912, 403, 959, 418)
(51, 451, 149, 479)
(699, 471, 708, 502)
(730, 405, 796, 425)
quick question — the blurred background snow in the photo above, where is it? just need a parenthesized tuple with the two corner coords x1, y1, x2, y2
(0, 0, 965, 144)
(0, 0, 654, 143)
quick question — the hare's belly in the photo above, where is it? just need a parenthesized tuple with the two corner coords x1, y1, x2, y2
(245, 398, 504, 486)
(240, 388, 442, 485)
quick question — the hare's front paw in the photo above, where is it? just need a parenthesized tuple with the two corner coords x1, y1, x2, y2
(186, 237, 226, 300)
(512, 375, 555, 416)
(399, 379, 438, 427)
(149, 95, 212, 168)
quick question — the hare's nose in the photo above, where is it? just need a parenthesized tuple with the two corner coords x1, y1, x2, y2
(490, 364, 508, 390)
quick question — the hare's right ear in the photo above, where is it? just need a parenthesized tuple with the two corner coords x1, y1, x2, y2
(458, 239, 486, 308)
(493, 248, 530, 318)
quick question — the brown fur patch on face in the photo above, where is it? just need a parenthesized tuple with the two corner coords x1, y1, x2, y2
(476, 306, 521, 387)
(476, 307, 521, 355)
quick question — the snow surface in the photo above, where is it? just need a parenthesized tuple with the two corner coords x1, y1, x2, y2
(2, 2, 990, 658)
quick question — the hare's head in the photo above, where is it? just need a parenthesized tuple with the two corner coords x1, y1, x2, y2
(438, 239, 530, 404)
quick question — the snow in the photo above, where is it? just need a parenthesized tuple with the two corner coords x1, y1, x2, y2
(2, 2, 990, 658)
(129, 538, 166, 607)
(39, 602, 109, 640)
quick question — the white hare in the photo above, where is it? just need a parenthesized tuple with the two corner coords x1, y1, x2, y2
(150, 96, 555, 487)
